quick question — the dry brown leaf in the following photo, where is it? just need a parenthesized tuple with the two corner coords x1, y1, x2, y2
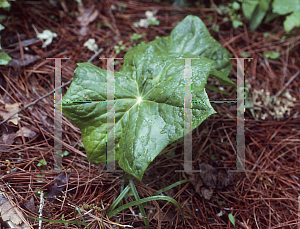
(217, 169, 235, 189)
(0, 103, 21, 125)
(0, 142, 10, 151)
(186, 172, 202, 194)
(76, 4, 99, 36)
(77, 5, 99, 27)
(153, 209, 177, 222)
(200, 187, 214, 200)
(187, 162, 235, 200)
(79, 26, 89, 36)
(199, 163, 218, 188)
(8, 54, 40, 68)
(0, 194, 23, 225)
(24, 197, 37, 213)
(15, 127, 37, 138)
(1, 127, 36, 145)
(1, 133, 15, 145)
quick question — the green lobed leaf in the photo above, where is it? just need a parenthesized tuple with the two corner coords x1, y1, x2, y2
(272, 0, 300, 32)
(0, 0, 11, 9)
(63, 15, 232, 180)
(264, 51, 280, 59)
(232, 2, 240, 10)
(123, 15, 233, 86)
(232, 19, 243, 28)
(283, 11, 300, 32)
(272, 0, 300, 15)
(63, 55, 216, 180)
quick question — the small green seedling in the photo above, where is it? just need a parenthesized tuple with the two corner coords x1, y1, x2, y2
(37, 159, 47, 167)
(56, 151, 69, 157)
(264, 51, 280, 59)
(0, 52, 12, 65)
(114, 41, 126, 54)
(130, 33, 143, 40)
(35, 174, 46, 183)
(212, 25, 220, 32)
(62, 151, 69, 157)
(219, 1, 243, 28)
(130, 33, 146, 47)
(240, 51, 250, 58)
(111, 3, 127, 11)
(78, 142, 83, 147)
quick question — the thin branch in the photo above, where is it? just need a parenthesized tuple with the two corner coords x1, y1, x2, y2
(273, 70, 300, 99)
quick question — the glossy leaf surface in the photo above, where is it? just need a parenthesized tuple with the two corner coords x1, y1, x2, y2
(63, 15, 233, 180)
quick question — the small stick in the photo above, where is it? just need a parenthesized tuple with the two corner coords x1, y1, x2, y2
(209, 0, 223, 15)
(38, 192, 44, 229)
(88, 48, 103, 62)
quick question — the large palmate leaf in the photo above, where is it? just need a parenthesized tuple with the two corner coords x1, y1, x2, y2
(123, 15, 234, 86)
(62, 15, 233, 180)
(63, 53, 215, 180)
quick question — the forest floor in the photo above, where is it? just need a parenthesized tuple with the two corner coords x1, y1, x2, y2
(0, 0, 300, 228)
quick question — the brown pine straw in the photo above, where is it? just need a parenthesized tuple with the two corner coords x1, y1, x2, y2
(0, 0, 299, 228)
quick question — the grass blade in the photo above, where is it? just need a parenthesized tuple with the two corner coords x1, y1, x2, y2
(107, 185, 131, 214)
(129, 177, 150, 228)
(153, 179, 189, 196)
(107, 195, 186, 226)
(74, 206, 89, 229)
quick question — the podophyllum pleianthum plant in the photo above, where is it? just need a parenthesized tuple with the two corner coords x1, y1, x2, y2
(62, 15, 234, 227)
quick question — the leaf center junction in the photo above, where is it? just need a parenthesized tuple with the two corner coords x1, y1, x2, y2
(137, 96, 143, 104)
